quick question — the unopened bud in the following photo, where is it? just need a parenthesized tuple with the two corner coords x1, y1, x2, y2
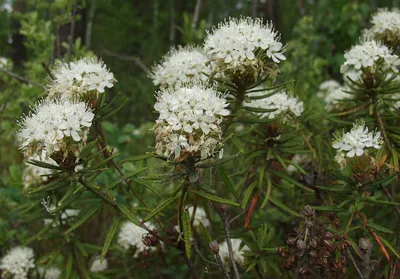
(209, 240, 219, 253)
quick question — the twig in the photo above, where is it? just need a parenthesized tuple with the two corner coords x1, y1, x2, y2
(358, 238, 373, 279)
(192, 0, 202, 30)
(380, 184, 400, 278)
(85, 0, 96, 50)
(101, 48, 149, 73)
(66, 2, 77, 62)
(211, 202, 241, 279)
(347, 248, 366, 279)
(0, 68, 43, 87)
(193, 241, 220, 267)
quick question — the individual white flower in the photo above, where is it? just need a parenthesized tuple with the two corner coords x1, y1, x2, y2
(219, 239, 249, 265)
(37, 267, 61, 279)
(118, 221, 154, 257)
(317, 80, 350, 110)
(150, 45, 211, 87)
(0, 246, 35, 279)
(204, 17, 285, 79)
(90, 258, 108, 272)
(340, 40, 400, 81)
(46, 57, 116, 100)
(154, 84, 229, 160)
(246, 89, 303, 121)
(17, 99, 94, 163)
(22, 156, 58, 189)
(332, 121, 383, 164)
(363, 8, 400, 43)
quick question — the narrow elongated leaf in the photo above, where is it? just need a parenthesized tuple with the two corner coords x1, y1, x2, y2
(23, 225, 52, 245)
(64, 253, 73, 279)
(380, 235, 400, 259)
(101, 216, 120, 262)
(312, 206, 347, 212)
(269, 197, 300, 217)
(261, 179, 272, 208)
(242, 106, 278, 113)
(218, 167, 237, 199)
(316, 185, 351, 194)
(367, 222, 394, 234)
(230, 135, 244, 153)
(102, 97, 129, 120)
(27, 159, 63, 170)
(190, 190, 240, 206)
(233, 117, 279, 124)
(118, 204, 140, 226)
(271, 171, 314, 192)
(29, 177, 71, 194)
(198, 221, 212, 243)
(143, 197, 177, 222)
(183, 211, 192, 258)
(241, 182, 257, 209)
(63, 204, 101, 235)
(365, 197, 400, 206)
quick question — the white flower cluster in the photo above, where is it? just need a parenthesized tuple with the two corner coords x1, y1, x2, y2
(188, 206, 210, 227)
(118, 221, 154, 257)
(18, 100, 94, 162)
(219, 239, 248, 265)
(363, 8, 400, 41)
(333, 121, 382, 166)
(154, 84, 229, 160)
(317, 80, 350, 110)
(246, 89, 303, 120)
(90, 258, 108, 272)
(150, 46, 211, 88)
(46, 57, 116, 100)
(340, 40, 400, 81)
(204, 17, 285, 77)
(37, 267, 61, 279)
(0, 246, 35, 279)
(22, 156, 57, 189)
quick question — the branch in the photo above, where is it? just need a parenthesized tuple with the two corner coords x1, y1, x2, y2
(192, 0, 202, 30)
(85, 0, 96, 50)
(100, 48, 149, 73)
(347, 248, 366, 279)
(0, 68, 43, 87)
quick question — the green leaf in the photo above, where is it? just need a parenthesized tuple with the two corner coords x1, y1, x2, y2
(365, 197, 400, 206)
(271, 171, 314, 192)
(380, 235, 400, 259)
(312, 206, 347, 212)
(118, 204, 141, 226)
(230, 135, 244, 153)
(242, 106, 278, 113)
(269, 196, 300, 217)
(183, 211, 192, 258)
(108, 168, 148, 189)
(190, 190, 240, 206)
(63, 204, 101, 235)
(101, 97, 129, 120)
(367, 222, 394, 234)
(218, 167, 237, 199)
(143, 197, 177, 222)
(245, 260, 258, 272)
(233, 117, 279, 124)
(241, 181, 257, 209)
(29, 177, 72, 194)
(23, 224, 52, 245)
(64, 253, 73, 279)
(120, 155, 152, 163)
(261, 178, 272, 208)
(198, 220, 212, 243)
(316, 185, 352, 194)
(27, 159, 63, 170)
(101, 216, 120, 262)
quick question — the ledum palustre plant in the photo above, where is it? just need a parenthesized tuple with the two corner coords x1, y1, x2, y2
(1, 8, 400, 279)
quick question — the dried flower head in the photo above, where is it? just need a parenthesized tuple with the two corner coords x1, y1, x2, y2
(46, 57, 116, 101)
(17, 100, 94, 165)
(219, 239, 249, 265)
(246, 89, 303, 121)
(333, 121, 382, 167)
(317, 80, 350, 110)
(150, 45, 211, 88)
(204, 17, 285, 81)
(154, 84, 229, 160)
(0, 246, 35, 279)
(340, 40, 400, 81)
(118, 221, 155, 257)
